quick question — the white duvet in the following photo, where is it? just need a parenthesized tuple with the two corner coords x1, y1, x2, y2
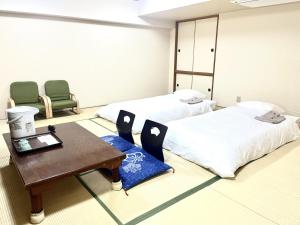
(163, 106, 300, 178)
(96, 94, 216, 133)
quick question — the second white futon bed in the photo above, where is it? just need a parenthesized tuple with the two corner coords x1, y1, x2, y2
(163, 104, 300, 178)
(97, 91, 216, 133)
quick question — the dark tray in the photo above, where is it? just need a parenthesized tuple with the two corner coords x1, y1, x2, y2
(11, 132, 63, 153)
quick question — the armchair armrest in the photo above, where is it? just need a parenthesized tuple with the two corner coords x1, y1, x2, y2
(7, 98, 15, 108)
(70, 93, 80, 114)
(39, 95, 52, 119)
(70, 93, 77, 102)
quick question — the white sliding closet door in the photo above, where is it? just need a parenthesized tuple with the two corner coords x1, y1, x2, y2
(192, 76, 213, 99)
(177, 21, 195, 71)
(175, 74, 192, 90)
(193, 17, 218, 73)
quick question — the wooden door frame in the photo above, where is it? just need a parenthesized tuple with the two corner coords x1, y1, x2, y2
(173, 14, 219, 100)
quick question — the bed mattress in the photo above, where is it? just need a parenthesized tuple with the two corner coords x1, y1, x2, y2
(163, 106, 300, 177)
(96, 94, 216, 134)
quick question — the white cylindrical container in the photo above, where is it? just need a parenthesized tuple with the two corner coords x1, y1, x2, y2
(6, 106, 39, 139)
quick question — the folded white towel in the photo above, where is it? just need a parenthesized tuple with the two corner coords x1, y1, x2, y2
(255, 110, 286, 124)
(180, 97, 203, 104)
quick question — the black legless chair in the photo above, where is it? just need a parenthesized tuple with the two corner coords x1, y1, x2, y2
(140, 120, 168, 162)
(116, 110, 135, 144)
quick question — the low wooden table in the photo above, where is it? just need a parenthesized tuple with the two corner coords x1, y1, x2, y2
(3, 122, 125, 224)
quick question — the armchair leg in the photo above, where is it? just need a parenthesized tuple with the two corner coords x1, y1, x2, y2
(40, 96, 53, 119)
(70, 93, 80, 114)
(46, 107, 53, 119)
(44, 103, 51, 119)
(72, 107, 81, 114)
(46, 97, 53, 118)
(45, 111, 51, 119)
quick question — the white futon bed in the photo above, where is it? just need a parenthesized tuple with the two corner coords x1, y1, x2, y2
(163, 103, 300, 178)
(96, 91, 216, 133)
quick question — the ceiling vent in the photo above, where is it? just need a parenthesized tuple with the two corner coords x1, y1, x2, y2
(230, 0, 300, 7)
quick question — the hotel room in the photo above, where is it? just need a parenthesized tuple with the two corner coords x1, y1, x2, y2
(0, 0, 300, 224)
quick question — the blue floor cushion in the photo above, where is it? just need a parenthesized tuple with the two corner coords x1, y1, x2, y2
(120, 146, 172, 190)
(101, 135, 135, 152)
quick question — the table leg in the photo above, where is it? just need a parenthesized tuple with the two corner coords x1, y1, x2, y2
(29, 190, 45, 224)
(111, 168, 122, 191)
(9, 156, 13, 165)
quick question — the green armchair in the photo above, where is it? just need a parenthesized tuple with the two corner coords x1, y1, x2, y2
(8, 81, 51, 118)
(45, 80, 80, 118)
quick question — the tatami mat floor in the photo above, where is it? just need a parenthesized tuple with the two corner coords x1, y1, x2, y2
(0, 107, 299, 225)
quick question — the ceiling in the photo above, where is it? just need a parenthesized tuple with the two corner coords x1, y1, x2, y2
(139, 0, 249, 21)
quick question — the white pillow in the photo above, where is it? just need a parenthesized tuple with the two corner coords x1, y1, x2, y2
(174, 89, 206, 101)
(237, 101, 285, 113)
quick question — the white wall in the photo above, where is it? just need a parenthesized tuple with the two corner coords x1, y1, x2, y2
(0, 14, 170, 119)
(169, 2, 300, 116)
(214, 3, 300, 115)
